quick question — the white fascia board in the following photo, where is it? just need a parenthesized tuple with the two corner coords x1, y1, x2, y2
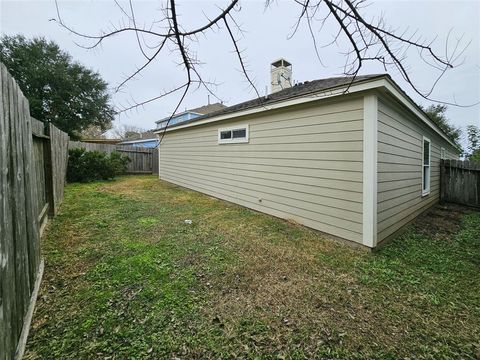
(362, 94, 378, 248)
(381, 80, 459, 149)
(153, 79, 386, 134)
(154, 77, 458, 150)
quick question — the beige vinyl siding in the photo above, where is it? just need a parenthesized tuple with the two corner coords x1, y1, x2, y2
(376, 97, 459, 242)
(160, 97, 364, 244)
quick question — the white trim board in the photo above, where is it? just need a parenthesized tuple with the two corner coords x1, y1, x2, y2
(155, 79, 385, 133)
(362, 94, 378, 248)
(421, 136, 431, 197)
(217, 124, 249, 144)
(154, 77, 458, 149)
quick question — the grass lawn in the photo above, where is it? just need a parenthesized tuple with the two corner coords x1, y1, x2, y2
(25, 176, 480, 359)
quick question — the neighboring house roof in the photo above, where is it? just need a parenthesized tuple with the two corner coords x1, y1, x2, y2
(157, 75, 382, 128)
(118, 138, 158, 144)
(121, 130, 157, 142)
(137, 130, 157, 139)
(155, 111, 203, 124)
(154, 74, 458, 149)
(189, 102, 227, 115)
(155, 102, 227, 124)
(81, 139, 122, 144)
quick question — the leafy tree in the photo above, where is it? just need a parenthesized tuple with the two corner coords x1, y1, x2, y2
(466, 125, 480, 161)
(0, 35, 115, 139)
(421, 104, 461, 145)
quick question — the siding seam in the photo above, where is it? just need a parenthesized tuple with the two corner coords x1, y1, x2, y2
(161, 166, 364, 205)
(163, 173, 363, 235)
(161, 167, 364, 216)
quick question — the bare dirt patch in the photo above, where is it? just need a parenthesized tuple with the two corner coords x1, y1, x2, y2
(413, 203, 473, 240)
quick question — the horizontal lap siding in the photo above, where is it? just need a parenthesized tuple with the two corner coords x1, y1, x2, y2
(377, 98, 459, 242)
(161, 98, 364, 243)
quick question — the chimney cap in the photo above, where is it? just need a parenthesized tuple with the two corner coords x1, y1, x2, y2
(271, 58, 292, 68)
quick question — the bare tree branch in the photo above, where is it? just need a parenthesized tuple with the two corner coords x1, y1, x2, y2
(53, 0, 476, 130)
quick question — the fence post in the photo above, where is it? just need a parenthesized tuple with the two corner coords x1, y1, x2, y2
(440, 159, 445, 203)
(43, 122, 55, 217)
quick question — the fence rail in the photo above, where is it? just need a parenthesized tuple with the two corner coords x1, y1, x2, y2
(1, 63, 69, 360)
(69, 141, 158, 175)
(441, 159, 480, 208)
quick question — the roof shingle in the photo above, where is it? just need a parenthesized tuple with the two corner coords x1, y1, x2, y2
(168, 74, 386, 128)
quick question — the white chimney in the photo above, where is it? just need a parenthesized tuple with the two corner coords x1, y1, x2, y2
(270, 58, 292, 93)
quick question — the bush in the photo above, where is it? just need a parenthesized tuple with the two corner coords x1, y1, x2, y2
(67, 148, 130, 182)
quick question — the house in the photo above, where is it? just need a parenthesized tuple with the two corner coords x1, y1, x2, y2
(117, 130, 158, 148)
(155, 103, 227, 130)
(81, 138, 122, 145)
(153, 59, 460, 249)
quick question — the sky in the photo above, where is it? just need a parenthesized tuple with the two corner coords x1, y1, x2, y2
(1, 0, 479, 146)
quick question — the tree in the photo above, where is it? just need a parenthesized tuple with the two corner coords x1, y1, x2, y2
(466, 125, 480, 161)
(111, 124, 146, 140)
(0, 35, 115, 139)
(80, 125, 107, 139)
(421, 104, 461, 145)
(52, 0, 471, 140)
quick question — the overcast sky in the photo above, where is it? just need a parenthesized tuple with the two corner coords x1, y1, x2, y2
(1, 0, 479, 144)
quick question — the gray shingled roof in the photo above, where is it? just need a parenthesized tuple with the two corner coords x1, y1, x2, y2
(189, 102, 227, 114)
(167, 74, 386, 128)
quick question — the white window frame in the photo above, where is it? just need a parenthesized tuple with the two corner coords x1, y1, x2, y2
(440, 147, 446, 160)
(422, 136, 431, 196)
(218, 124, 249, 144)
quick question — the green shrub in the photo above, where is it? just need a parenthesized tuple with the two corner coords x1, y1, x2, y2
(67, 148, 130, 182)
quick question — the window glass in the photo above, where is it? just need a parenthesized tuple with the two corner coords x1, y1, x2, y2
(232, 129, 246, 139)
(220, 130, 232, 139)
(422, 137, 431, 195)
(423, 167, 429, 191)
(423, 140, 430, 165)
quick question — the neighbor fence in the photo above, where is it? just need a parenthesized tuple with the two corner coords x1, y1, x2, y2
(69, 141, 159, 175)
(441, 159, 480, 208)
(1, 63, 69, 359)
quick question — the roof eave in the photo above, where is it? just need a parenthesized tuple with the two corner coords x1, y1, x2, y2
(379, 77, 460, 150)
(153, 75, 459, 150)
(154, 76, 388, 134)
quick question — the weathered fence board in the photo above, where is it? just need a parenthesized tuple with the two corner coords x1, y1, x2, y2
(116, 146, 153, 174)
(441, 159, 480, 208)
(1, 62, 37, 360)
(49, 124, 70, 216)
(0, 63, 69, 360)
(69, 140, 117, 154)
(32, 118, 48, 230)
(1, 62, 15, 360)
(69, 141, 159, 175)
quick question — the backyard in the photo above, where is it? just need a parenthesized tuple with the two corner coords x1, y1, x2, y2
(25, 175, 480, 359)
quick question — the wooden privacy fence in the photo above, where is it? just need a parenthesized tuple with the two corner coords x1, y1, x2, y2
(69, 141, 159, 175)
(441, 160, 480, 208)
(1, 63, 69, 359)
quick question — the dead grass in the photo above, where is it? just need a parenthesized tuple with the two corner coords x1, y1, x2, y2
(26, 176, 480, 359)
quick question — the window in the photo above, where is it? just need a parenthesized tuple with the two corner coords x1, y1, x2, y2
(422, 137, 431, 196)
(440, 147, 446, 160)
(218, 124, 249, 144)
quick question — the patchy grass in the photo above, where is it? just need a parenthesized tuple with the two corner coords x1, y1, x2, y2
(25, 176, 480, 359)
